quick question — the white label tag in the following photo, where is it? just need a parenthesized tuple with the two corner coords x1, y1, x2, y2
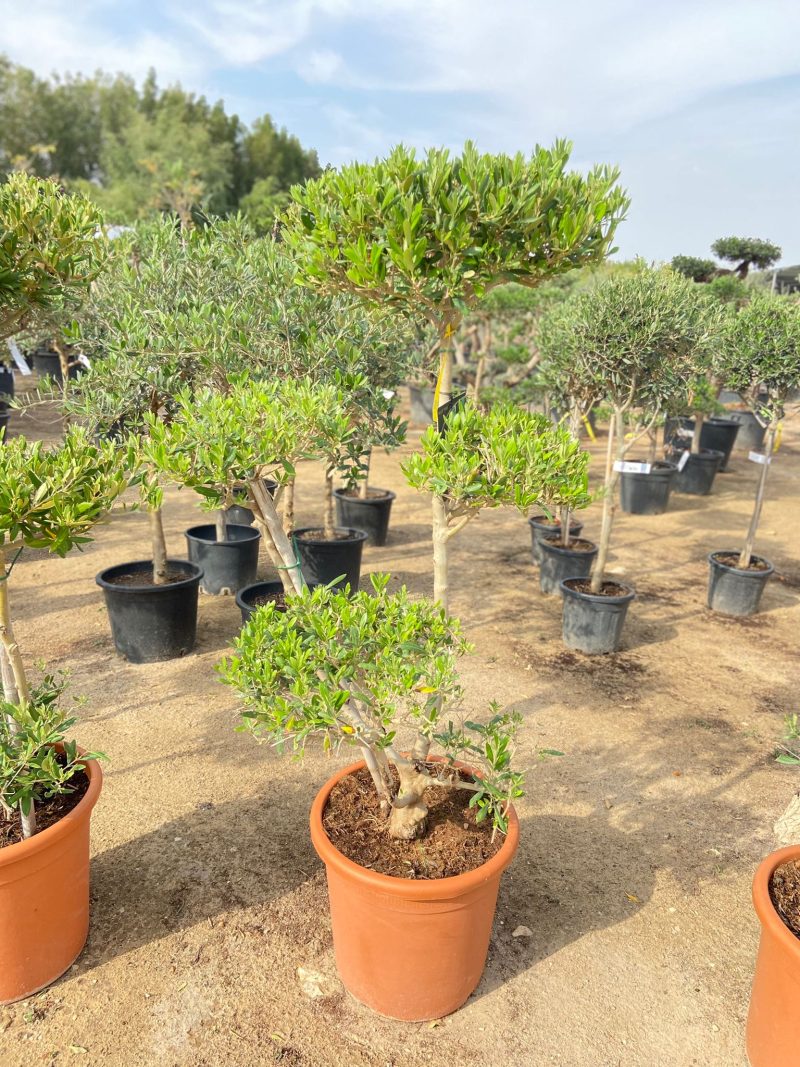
(6, 339, 31, 375)
(76, 353, 91, 369)
(381, 388, 395, 399)
(677, 450, 690, 471)
(748, 451, 771, 465)
(614, 461, 651, 474)
(675, 427, 692, 438)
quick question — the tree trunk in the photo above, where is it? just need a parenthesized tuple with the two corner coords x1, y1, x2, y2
(358, 450, 371, 498)
(691, 412, 704, 455)
(388, 761, 430, 840)
(473, 354, 487, 402)
(282, 477, 295, 535)
(590, 411, 619, 594)
(432, 495, 449, 614)
(560, 506, 572, 548)
(249, 478, 304, 594)
(215, 509, 228, 543)
(647, 427, 657, 465)
(323, 469, 336, 540)
(149, 507, 169, 584)
(0, 550, 36, 837)
(738, 421, 777, 568)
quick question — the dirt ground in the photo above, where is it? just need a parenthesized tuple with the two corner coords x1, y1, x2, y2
(1, 387, 798, 1067)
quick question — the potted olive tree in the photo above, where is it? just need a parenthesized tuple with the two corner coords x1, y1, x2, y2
(284, 140, 628, 422)
(706, 294, 800, 616)
(0, 429, 125, 1003)
(219, 574, 526, 1020)
(141, 378, 350, 617)
(402, 402, 591, 609)
(539, 269, 715, 652)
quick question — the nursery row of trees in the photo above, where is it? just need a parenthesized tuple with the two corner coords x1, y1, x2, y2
(2, 146, 800, 1021)
(0, 56, 320, 227)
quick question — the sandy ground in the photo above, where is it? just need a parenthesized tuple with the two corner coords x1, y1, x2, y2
(1, 388, 798, 1067)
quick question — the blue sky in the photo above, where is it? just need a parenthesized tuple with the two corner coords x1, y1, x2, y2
(3, 0, 799, 265)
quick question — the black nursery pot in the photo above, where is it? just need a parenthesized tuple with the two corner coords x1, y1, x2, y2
(294, 527, 368, 591)
(539, 538, 598, 595)
(672, 448, 724, 496)
(236, 579, 319, 624)
(528, 515, 584, 564)
(707, 552, 774, 617)
(185, 524, 261, 595)
(728, 410, 766, 453)
(560, 578, 636, 655)
(95, 560, 203, 663)
(31, 349, 82, 384)
(224, 478, 278, 527)
(619, 461, 677, 516)
(0, 366, 15, 402)
(333, 488, 395, 547)
(700, 418, 740, 472)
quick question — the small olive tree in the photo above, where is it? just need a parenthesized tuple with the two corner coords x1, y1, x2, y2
(711, 237, 781, 279)
(284, 141, 628, 411)
(402, 403, 591, 614)
(718, 294, 800, 567)
(0, 430, 126, 836)
(141, 379, 347, 593)
(538, 269, 716, 593)
(219, 574, 524, 841)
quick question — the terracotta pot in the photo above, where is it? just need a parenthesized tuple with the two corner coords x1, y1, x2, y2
(310, 758, 519, 1021)
(0, 755, 102, 1004)
(747, 845, 800, 1066)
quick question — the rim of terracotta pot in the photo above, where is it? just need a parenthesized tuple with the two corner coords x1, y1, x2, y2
(0, 753, 102, 868)
(310, 758, 519, 901)
(752, 844, 800, 966)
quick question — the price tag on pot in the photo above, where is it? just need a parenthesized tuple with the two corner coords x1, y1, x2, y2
(748, 451, 771, 465)
(6, 339, 31, 375)
(677, 450, 690, 472)
(614, 461, 651, 474)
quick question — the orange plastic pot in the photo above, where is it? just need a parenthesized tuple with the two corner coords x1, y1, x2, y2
(746, 845, 800, 1066)
(309, 758, 519, 1021)
(0, 755, 102, 1004)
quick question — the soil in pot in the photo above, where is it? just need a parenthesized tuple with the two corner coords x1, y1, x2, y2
(619, 461, 677, 516)
(96, 559, 202, 663)
(539, 537, 597, 595)
(295, 527, 367, 591)
(236, 579, 289, 623)
(528, 514, 584, 564)
(671, 448, 724, 496)
(185, 523, 260, 595)
(323, 764, 502, 879)
(0, 755, 102, 1005)
(334, 487, 395, 547)
(1, 765, 89, 849)
(560, 578, 636, 655)
(707, 551, 774, 617)
(770, 859, 800, 939)
(310, 759, 519, 1021)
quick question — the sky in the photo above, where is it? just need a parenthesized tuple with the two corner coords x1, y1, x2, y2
(2, 0, 799, 266)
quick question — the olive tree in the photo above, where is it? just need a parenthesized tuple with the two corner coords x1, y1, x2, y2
(719, 293, 800, 567)
(0, 430, 126, 836)
(711, 237, 781, 279)
(283, 141, 628, 411)
(538, 269, 716, 593)
(402, 403, 591, 614)
(220, 575, 524, 841)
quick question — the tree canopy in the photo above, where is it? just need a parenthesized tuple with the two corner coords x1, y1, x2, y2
(0, 56, 320, 226)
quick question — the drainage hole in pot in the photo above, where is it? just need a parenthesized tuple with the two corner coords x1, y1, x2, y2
(323, 765, 503, 879)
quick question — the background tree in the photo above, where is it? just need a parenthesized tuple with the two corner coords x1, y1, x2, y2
(670, 255, 717, 283)
(711, 237, 782, 279)
(719, 294, 800, 567)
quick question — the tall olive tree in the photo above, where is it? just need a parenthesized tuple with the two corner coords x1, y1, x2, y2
(719, 294, 800, 567)
(538, 269, 717, 593)
(283, 141, 629, 412)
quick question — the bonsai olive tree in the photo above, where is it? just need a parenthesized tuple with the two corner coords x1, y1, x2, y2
(0, 429, 126, 837)
(284, 141, 628, 412)
(538, 269, 716, 593)
(220, 574, 524, 841)
(141, 378, 347, 594)
(718, 294, 800, 567)
(402, 403, 591, 613)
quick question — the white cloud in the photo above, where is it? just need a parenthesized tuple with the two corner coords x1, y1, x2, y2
(298, 48, 344, 84)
